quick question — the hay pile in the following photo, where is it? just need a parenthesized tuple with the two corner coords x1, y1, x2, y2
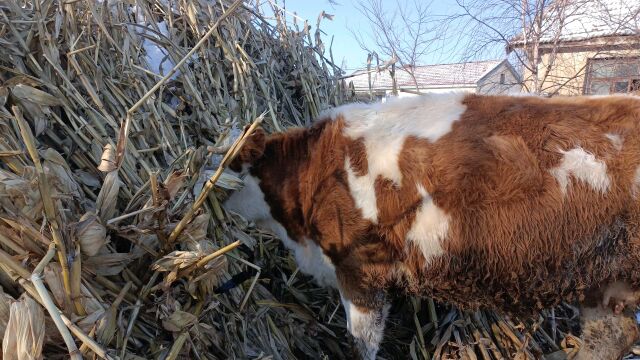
(0, 0, 632, 359)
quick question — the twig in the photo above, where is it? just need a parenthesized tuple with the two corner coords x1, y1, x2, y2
(61, 315, 115, 360)
(196, 240, 242, 268)
(20, 278, 116, 360)
(0, 247, 31, 280)
(13, 106, 80, 314)
(30, 244, 82, 360)
(225, 252, 262, 312)
(106, 205, 164, 225)
(207, 144, 233, 154)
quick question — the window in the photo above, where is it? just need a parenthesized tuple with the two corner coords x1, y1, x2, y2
(584, 57, 640, 95)
(500, 73, 506, 84)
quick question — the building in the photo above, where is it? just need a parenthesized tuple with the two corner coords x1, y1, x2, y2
(345, 59, 521, 101)
(508, 0, 640, 96)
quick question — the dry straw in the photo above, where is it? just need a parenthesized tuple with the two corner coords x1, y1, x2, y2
(0, 0, 616, 359)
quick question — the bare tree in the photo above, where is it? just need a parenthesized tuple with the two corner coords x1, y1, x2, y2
(350, 0, 438, 91)
(442, 0, 640, 96)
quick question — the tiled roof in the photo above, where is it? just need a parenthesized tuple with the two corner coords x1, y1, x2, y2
(514, 0, 640, 45)
(347, 60, 504, 90)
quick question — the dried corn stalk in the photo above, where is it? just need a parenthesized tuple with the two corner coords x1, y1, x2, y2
(0, 287, 14, 338)
(2, 296, 45, 360)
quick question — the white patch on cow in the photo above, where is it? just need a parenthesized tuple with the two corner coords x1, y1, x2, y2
(550, 147, 611, 195)
(407, 184, 448, 263)
(605, 133, 623, 151)
(329, 92, 467, 186)
(223, 173, 337, 288)
(223, 170, 271, 221)
(584, 93, 640, 100)
(632, 166, 640, 198)
(294, 238, 337, 288)
(340, 295, 389, 360)
(345, 157, 378, 223)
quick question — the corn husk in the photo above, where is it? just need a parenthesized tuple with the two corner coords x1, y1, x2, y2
(97, 144, 117, 173)
(0, 287, 14, 337)
(95, 171, 122, 223)
(75, 212, 108, 257)
(44, 263, 102, 315)
(162, 310, 197, 332)
(2, 295, 45, 360)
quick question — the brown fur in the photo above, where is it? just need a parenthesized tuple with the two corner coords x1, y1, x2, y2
(230, 94, 640, 317)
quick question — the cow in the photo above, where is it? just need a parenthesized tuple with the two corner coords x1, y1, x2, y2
(222, 92, 640, 359)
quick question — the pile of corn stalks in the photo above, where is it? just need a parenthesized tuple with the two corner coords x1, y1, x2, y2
(0, 0, 635, 359)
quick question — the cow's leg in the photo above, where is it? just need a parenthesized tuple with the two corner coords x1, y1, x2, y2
(338, 290, 390, 360)
(602, 280, 640, 315)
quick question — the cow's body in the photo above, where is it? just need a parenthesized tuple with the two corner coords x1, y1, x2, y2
(223, 93, 640, 359)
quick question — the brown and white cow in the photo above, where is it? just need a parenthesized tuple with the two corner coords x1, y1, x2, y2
(223, 92, 640, 359)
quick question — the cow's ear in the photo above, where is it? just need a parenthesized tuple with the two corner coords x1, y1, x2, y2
(230, 126, 266, 171)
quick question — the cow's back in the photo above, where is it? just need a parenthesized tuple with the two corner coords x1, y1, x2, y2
(335, 94, 640, 315)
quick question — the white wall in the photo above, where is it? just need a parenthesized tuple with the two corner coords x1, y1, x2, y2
(388, 87, 476, 99)
(477, 63, 522, 94)
(371, 63, 522, 101)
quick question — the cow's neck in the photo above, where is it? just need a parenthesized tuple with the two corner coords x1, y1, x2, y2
(249, 122, 332, 244)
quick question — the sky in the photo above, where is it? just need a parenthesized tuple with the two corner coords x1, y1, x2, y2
(281, 0, 376, 70)
(275, 0, 501, 72)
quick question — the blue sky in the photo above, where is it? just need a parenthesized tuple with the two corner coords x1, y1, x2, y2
(282, 0, 372, 69)
(279, 0, 501, 71)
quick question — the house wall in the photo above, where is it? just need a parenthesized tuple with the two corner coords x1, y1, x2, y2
(357, 86, 475, 103)
(395, 86, 476, 98)
(521, 48, 640, 96)
(350, 61, 522, 100)
(350, 88, 388, 102)
(476, 63, 522, 94)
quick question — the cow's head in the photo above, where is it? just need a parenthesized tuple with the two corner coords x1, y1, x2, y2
(228, 126, 267, 174)
(223, 126, 271, 224)
(222, 123, 339, 289)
